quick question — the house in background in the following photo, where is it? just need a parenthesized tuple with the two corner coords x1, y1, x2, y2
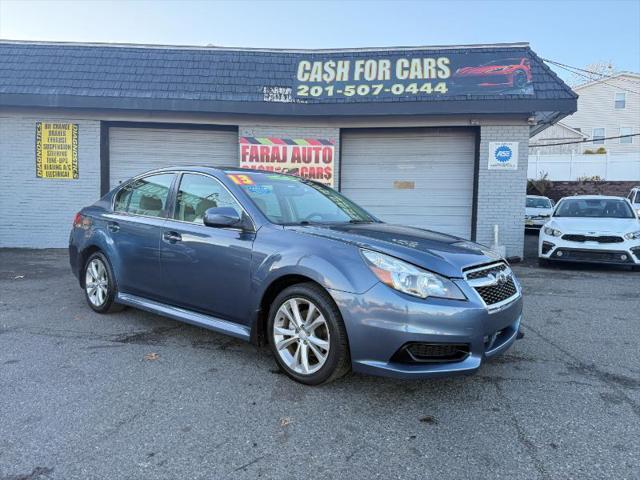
(557, 72, 639, 155)
(529, 122, 587, 154)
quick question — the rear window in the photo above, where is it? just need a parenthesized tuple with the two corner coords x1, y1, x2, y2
(526, 197, 552, 208)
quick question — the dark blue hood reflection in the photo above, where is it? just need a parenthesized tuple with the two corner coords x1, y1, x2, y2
(287, 223, 502, 278)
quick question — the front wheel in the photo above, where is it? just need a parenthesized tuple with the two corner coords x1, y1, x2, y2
(83, 252, 124, 313)
(268, 283, 350, 385)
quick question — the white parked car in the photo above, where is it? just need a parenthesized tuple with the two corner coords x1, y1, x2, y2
(538, 195, 640, 269)
(525, 195, 554, 229)
(628, 186, 640, 217)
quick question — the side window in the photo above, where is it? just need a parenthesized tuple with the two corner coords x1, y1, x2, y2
(174, 174, 243, 224)
(114, 174, 174, 217)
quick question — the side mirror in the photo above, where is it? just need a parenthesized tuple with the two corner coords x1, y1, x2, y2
(203, 207, 242, 228)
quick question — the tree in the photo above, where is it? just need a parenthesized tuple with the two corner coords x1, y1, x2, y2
(567, 62, 616, 87)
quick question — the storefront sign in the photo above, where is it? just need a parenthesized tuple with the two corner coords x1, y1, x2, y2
(488, 142, 519, 170)
(295, 53, 534, 100)
(239, 137, 335, 186)
(35, 122, 79, 179)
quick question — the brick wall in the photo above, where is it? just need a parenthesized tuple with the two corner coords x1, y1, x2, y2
(476, 125, 530, 259)
(529, 180, 639, 202)
(238, 125, 340, 188)
(0, 114, 101, 248)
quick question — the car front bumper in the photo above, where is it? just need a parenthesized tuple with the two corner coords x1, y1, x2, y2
(525, 217, 549, 228)
(329, 280, 523, 380)
(539, 235, 640, 265)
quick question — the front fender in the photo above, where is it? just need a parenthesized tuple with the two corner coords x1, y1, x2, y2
(249, 227, 378, 313)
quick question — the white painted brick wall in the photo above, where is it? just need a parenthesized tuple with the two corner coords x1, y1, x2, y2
(0, 114, 101, 248)
(238, 125, 340, 188)
(476, 125, 530, 258)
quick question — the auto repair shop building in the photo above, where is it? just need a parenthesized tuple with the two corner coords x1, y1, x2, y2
(0, 40, 576, 257)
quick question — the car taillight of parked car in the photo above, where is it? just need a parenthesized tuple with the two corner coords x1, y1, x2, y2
(73, 213, 91, 230)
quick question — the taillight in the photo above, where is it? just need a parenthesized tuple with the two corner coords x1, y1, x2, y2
(73, 213, 91, 229)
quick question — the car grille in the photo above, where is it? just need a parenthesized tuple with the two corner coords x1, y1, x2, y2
(465, 263, 508, 280)
(464, 262, 520, 309)
(552, 248, 634, 264)
(562, 234, 624, 243)
(475, 279, 518, 306)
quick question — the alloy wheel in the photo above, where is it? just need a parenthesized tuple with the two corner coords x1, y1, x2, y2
(273, 297, 330, 375)
(85, 258, 109, 307)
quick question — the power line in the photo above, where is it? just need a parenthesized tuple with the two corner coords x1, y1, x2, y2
(542, 59, 640, 95)
(542, 58, 640, 86)
(529, 133, 640, 148)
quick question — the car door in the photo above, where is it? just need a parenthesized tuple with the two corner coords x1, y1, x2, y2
(107, 172, 176, 299)
(160, 172, 255, 325)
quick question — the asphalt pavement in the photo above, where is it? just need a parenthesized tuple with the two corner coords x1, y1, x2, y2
(1, 237, 638, 480)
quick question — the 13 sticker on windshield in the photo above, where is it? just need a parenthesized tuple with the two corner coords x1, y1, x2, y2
(227, 174, 254, 185)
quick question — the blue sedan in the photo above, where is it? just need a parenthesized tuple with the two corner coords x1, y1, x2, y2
(69, 166, 523, 385)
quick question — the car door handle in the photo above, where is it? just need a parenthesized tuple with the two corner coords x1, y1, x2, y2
(163, 231, 182, 243)
(107, 222, 120, 233)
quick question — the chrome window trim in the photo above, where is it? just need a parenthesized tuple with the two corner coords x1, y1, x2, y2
(111, 171, 179, 218)
(170, 171, 256, 232)
(110, 170, 256, 231)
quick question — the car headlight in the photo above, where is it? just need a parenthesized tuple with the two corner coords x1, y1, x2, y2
(543, 226, 563, 237)
(360, 249, 466, 300)
(624, 230, 640, 240)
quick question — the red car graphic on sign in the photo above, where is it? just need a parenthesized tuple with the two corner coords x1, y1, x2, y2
(453, 57, 532, 89)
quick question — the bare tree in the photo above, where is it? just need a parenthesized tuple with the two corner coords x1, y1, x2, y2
(567, 61, 616, 87)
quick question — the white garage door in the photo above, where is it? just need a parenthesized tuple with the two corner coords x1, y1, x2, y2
(340, 128, 476, 239)
(109, 127, 238, 188)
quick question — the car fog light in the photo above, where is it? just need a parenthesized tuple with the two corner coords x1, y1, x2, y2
(556, 250, 563, 257)
(621, 254, 627, 260)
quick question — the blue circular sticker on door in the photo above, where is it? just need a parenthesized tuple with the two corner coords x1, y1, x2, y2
(494, 145, 513, 163)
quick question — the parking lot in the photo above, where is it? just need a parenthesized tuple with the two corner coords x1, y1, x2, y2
(1, 239, 638, 480)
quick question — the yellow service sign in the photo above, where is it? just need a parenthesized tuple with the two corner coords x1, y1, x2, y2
(36, 122, 79, 179)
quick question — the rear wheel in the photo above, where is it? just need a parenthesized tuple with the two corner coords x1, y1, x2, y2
(83, 252, 124, 313)
(513, 70, 527, 89)
(268, 283, 350, 385)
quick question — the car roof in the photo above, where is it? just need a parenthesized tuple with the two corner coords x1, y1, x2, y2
(134, 165, 297, 177)
(559, 195, 628, 201)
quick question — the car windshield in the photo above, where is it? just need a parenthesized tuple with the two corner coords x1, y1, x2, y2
(554, 199, 635, 218)
(229, 172, 378, 225)
(526, 197, 552, 208)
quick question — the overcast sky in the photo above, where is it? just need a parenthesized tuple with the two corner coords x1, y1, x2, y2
(1, 0, 638, 82)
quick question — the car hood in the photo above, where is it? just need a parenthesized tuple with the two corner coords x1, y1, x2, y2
(287, 223, 503, 278)
(526, 207, 553, 217)
(547, 217, 640, 235)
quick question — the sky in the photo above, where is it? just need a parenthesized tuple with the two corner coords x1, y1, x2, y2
(0, 0, 639, 82)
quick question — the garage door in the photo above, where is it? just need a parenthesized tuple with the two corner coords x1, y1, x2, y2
(109, 127, 238, 188)
(340, 128, 476, 239)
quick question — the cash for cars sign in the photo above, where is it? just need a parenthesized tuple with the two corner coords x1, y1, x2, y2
(36, 122, 79, 179)
(239, 137, 335, 187)
(488, 141, 519, 171)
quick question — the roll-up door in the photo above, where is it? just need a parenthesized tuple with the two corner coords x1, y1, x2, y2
(109, 127, 237, 188)
(340, 128, 476, 239)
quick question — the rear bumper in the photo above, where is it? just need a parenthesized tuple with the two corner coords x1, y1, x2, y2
(330, 281, 523, 380)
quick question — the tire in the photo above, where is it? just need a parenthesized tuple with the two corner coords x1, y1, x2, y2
(83, 252, 124, 314)
(513, 70, 527, 89)
(268, 283, 350, 385)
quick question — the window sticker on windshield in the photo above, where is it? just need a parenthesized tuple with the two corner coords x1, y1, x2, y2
(247, 184, 273, 195)
(227, 174, 254, 185)
(266, 174, 297, 182)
